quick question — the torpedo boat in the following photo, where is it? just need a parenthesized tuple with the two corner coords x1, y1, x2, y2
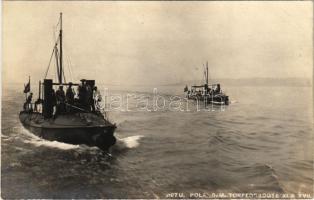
(19, 13, 116, 151)
(184, 62, 229, 105)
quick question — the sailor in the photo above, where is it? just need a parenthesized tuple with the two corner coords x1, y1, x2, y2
(24, 92, 33, 111)
(66, 82, 75, 112)
(66, 82, 75, 104)
(187, 90, 190, 98)
(50, 88, 57, 117)
(56, 85, 66, 114)
(92, 86, 101, 111)
(93, 86, 101, 101)
(78, 79, 87, 109)
(34, 98, 43, 112)
(56, 86, 66, 102)
(86, 84, 93, 111)
(184, 85, 188, 92)
(215, 84, 221, 94)
(27, 92, 33, 103)
(208, 88, 212, 95)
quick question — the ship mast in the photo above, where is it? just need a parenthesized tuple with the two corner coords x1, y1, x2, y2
(59, 12, 63, 84)
(206, 61, 209, 85)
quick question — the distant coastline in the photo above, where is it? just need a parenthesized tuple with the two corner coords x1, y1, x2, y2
(4, 77, 312, 88)
(168, 78, 313, 87)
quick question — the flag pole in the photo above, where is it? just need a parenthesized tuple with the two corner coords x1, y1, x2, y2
(24, 84, 27, 101)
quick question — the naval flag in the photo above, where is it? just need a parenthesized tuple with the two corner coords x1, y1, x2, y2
(23, 76, 30, 93)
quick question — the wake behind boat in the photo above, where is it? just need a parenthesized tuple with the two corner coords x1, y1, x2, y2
(19, 13, 116, 151)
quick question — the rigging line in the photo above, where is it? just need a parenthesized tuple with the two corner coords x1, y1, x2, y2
(53, 53, 57, 82)
(53, 26, 57, 44)
(61, 40, 66, 83)
(68, 57, 74, 81)
(56, 45, 66, 84)
(55, 60, 58, 83)
(54, 44, 60, 82)
(44, 47, 55, 79)
(66, 55, 72, 82)
(44, 37, 60, 79)
(68, 56, 74, 81)
(55, 21, 60, 29)
(55, 46, 61, 81)
(67, 57, 75, 82)
(64, 102, 89, 113)
(62, 32, 70, 82)
(62, 64, 66, 83)
(52, 23, 60, 44)
(55, 15, 61, 32)
(62, 44, 72, 82)
(63, 42, 74, 81)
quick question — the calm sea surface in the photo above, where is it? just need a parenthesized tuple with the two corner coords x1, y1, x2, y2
(1, 84, 313, 198)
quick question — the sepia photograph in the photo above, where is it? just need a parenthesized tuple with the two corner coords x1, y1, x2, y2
(1, 1, 313, 199)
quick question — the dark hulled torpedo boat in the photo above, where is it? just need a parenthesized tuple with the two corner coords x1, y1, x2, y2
(184, 62, 229, 105)
(19, 13, 116, 151)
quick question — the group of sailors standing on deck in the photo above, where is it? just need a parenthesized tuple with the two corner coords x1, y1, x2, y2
(186, 84, 221, 98)
(24, 79, 102, 114)
(53, 79, 101, 114)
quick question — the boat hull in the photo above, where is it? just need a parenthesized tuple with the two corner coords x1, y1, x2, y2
(19, 111, 116, 151)
(187, 95, 229, 105)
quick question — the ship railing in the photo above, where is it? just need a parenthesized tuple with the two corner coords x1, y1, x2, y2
(64, 102, 89, 112)
(51, 83, 79, 86)
(24, 102, 43, 113)
(64, 102, 107, 118)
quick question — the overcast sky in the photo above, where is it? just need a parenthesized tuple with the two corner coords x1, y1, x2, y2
(3, 1, 313, 85)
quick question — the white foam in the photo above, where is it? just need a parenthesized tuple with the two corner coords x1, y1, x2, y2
(113, 135, 144, 151)
(121, 135, 144, 148)
(26, 140, 80, 150)
(20, 127, 79, 150)
(19, 126, 143, 151)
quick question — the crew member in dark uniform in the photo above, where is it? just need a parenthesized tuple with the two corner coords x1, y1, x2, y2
(66, 82, 75, 104)
(78, 79, 87, 109)
(56, 85, 66, 114)
(208, 88, 212, 95)
(24, 92, 33, 111)
(215, 84, 221, 94)
(86, 84, 93, 111)
(66, 82, 75, 112)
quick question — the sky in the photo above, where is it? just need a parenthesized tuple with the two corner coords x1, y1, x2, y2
(2, 1, 313, 85)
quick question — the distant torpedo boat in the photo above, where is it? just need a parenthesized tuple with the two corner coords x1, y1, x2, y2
(184, 62, 229, 105)
(19, 13, 116, 151)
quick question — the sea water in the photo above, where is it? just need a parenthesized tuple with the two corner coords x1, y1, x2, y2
(1, 84, 313, 198)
